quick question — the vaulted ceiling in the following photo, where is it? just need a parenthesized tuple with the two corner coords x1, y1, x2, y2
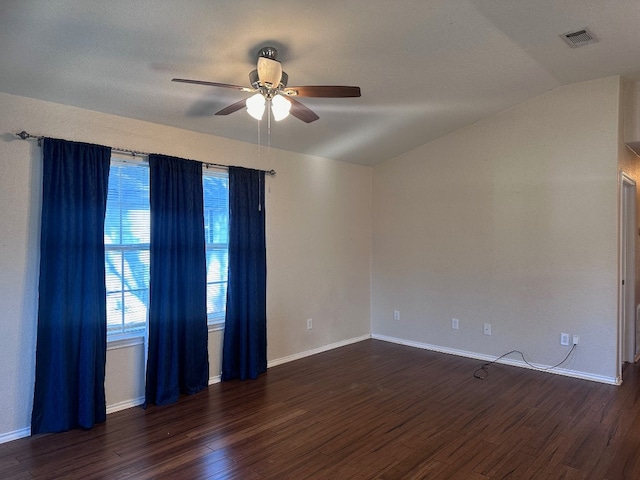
(2, 0, 640, 166)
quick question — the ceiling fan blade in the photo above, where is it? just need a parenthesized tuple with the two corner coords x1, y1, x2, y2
(288, 97, 320, 123)
(215, 98, 248, 116)
(172, 78, 253, 92)
(284, 85, 361, 98)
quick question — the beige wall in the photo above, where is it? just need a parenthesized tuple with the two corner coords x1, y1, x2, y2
(2, 74, 636, 442)
(0, 92, 371, 439)
(372, 76, 623, 381)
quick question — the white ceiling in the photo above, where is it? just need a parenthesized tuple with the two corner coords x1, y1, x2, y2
(1, 0, 640, 166)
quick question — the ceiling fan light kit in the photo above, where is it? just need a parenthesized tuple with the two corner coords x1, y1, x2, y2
(246, 93, 291, 122)
(271, 94, 292, 121)
(257, 56, 283, 88)
(246, 93, 266, 120)
(172, 46, 361, 123)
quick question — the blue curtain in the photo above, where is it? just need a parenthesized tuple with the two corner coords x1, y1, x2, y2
(222, 166, 267, 381)
(31, 138, 111, 434)
(145, 154, 209, 406)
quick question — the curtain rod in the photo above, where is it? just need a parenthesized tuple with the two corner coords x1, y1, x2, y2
(15, 131, 276, 176)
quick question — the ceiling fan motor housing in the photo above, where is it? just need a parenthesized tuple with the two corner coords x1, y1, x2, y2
(258, 46, 278, 60)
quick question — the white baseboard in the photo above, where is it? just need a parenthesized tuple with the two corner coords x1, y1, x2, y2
(0, 402, 147, 444)
(106, 376, 222, 415)
(206, 336, 371, 383)
(268, 334, 372, 368)
(106, 396, 145, 414)
(104, 335, 372, 418)
(0, 427, 31, 444)
(372, 334, 619, 385)
(2, 398, 147, 444)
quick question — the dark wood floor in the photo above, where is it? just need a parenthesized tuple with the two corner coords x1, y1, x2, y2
(2, 339, 640, 479)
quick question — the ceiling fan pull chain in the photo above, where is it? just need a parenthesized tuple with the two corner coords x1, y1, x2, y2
(257, 118, 261, 162)
(267, 105, 272, 153)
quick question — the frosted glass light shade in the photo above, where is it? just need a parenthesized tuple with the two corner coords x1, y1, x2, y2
(271, 94, 291, 121)
(246, 93, 265, 120)
(257, 57, 283, 87)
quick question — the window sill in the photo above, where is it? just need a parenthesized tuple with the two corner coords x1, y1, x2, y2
(107, 323, 223, 349)
(208, 322, 225, 333)
(107, 334, 145, 351)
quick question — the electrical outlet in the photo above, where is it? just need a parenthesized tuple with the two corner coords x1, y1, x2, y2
(394, 310, 400, 321)
(483, 323, 492, 336)
(560, 333, 570, 346)
(307, 318, 312, 330)
(573, 335, 580, 345)
(452, 318, 459, 330)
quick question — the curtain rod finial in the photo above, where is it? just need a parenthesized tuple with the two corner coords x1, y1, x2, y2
(16, 131, 30, 140)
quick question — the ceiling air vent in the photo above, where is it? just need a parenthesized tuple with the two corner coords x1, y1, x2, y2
(561, 28, 597, 48)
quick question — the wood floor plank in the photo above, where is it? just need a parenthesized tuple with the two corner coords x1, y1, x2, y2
(2, 339, 640, 479)
(603, 405, 640, 479)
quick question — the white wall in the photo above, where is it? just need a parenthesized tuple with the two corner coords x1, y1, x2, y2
(371, 76, 623, 382)
(0, 92, 372, 441)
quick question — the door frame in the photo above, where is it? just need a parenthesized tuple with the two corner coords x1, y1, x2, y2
(618, 171, 636, 382)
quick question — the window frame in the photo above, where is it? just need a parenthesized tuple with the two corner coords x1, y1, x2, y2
(105, 157, 229, 343)
(105, 156, 150, 342)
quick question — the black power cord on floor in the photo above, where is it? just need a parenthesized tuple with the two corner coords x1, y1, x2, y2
(473, 344, 577, 380)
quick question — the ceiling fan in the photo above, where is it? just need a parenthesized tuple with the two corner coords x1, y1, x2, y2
(172, 46, 361, 123)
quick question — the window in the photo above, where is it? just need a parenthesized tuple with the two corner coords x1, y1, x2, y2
(105, 159, 150, 338)
(203, 168, 229, 324)
(104, 158, 229, 339)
